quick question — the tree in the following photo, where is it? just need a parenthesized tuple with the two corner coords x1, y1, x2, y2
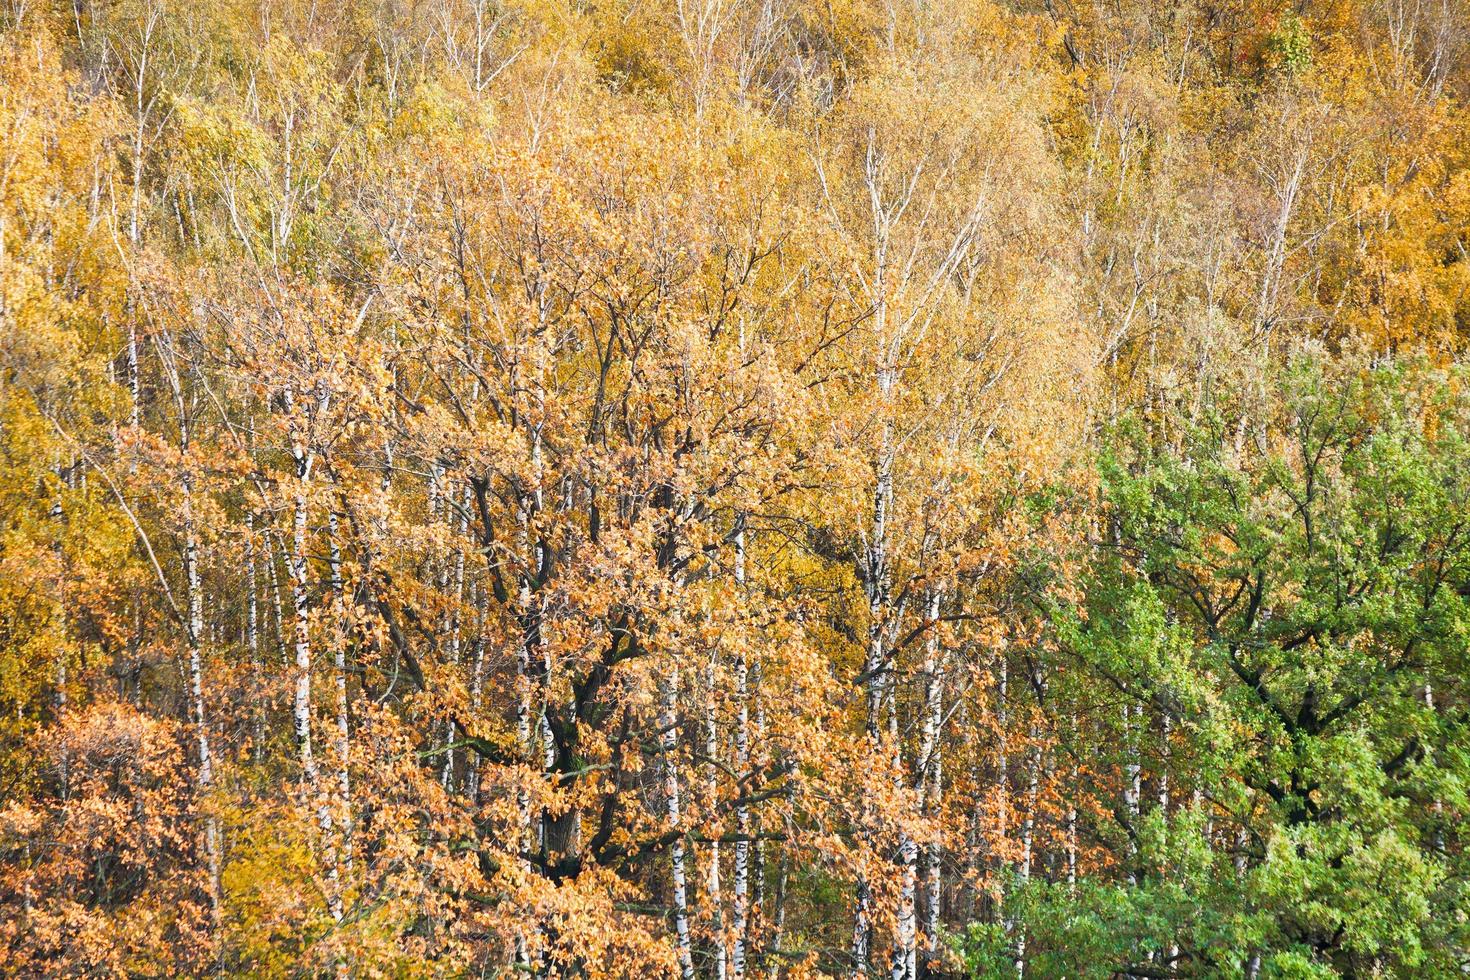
(981, 355, 1470, 976)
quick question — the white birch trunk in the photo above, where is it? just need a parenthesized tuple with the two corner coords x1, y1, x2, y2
(1066, 715, 1078, 892)
(157, 340, 221, 926)
(1020, 731, 1038, 881)
(181, 479, 221, 924)
(1014, 722, 1040, 979)
(893, 833, 918, 980)
(753, 655, 769, 964)
(327, 510, 352, 879)
(706, 644, 727, 980)
(246, 514, 264, 754)
(662, 671, 696, 980)
(995, 655, 1009, 889)
(512, 443, 545, 970)
(1124, 702, 1141, 884)
(441, 485, 469, 791)
(918, 589, 944, 965)
(286, 411, 341, 925)
(731, 515, 752, 980)
(854, 386, 893, 980)
(1159, 710, 1171, 814)
(127, 321, 141, 430)
(996, 657, 1018, 968)
(265, 528, 290, 666)
(290, 484, 318, 789)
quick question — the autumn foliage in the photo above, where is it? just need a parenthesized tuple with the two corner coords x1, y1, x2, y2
(3, 0, 1470, 976)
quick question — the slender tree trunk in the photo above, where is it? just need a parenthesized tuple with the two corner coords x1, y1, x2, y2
(158, 344, 222, 929)
(855, 397, 894, 979)
(752, 656, 769, 962)
(466, 583, 487, 805)
(264, 528, 290, 667)
(994, 655, 1009, 923)
(893, 832, 918, 980)
(290, 483, 318, 790)
(1066, 715, 1078, 893)
(327, 510, 352, 878)
(1124, 702, 1141, 884)
(767, 825, 790, 980)
(507, 456, 545, 973)
(441, 486, 469, 791)
(892, 587, 934, 980)
(918, 589, 944, 972)
(288, 435, 341, 925)
(1160, 711, 1176, 965)
(731, 515, 752, 980)
(1236, 824, 1255, 977)
(246, 514, 264, 756)
(1426, 684, 1443, 850)
(706, 643, 727, 980)
(962, 697, 980, 920)
(181, 480, 220, 925)
(127, 321, 141, 430)
(49, 478, 70, 802)
(662, 670, 696, 980)
(1015, 722, 1039, 978)
(1159, 711, 1171, 814)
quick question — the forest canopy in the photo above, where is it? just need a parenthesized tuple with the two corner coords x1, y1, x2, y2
(2, 0, 1470, 976)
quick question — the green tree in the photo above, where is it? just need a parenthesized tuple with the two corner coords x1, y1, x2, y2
(970, 357, 1470, 977)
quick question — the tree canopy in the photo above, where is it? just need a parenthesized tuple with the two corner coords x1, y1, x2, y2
(2, 0, 1470, 976)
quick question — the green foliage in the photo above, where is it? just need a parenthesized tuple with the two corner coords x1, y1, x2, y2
(1266, 13, 1313, 74)
(955, 817, 1274, 978)
(991, 358, 1470, 976)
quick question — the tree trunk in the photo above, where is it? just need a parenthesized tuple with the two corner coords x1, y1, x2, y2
(918, 589, 944, 971)
(662, 671, 696, 980)
(246, 514, 264, 756)
(731, 515, 752, 980)
(706, 642, 727, 980)
(181, 478, 221, 925)
(287, 439, 341, 925)
(327, 510, 352, 878)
